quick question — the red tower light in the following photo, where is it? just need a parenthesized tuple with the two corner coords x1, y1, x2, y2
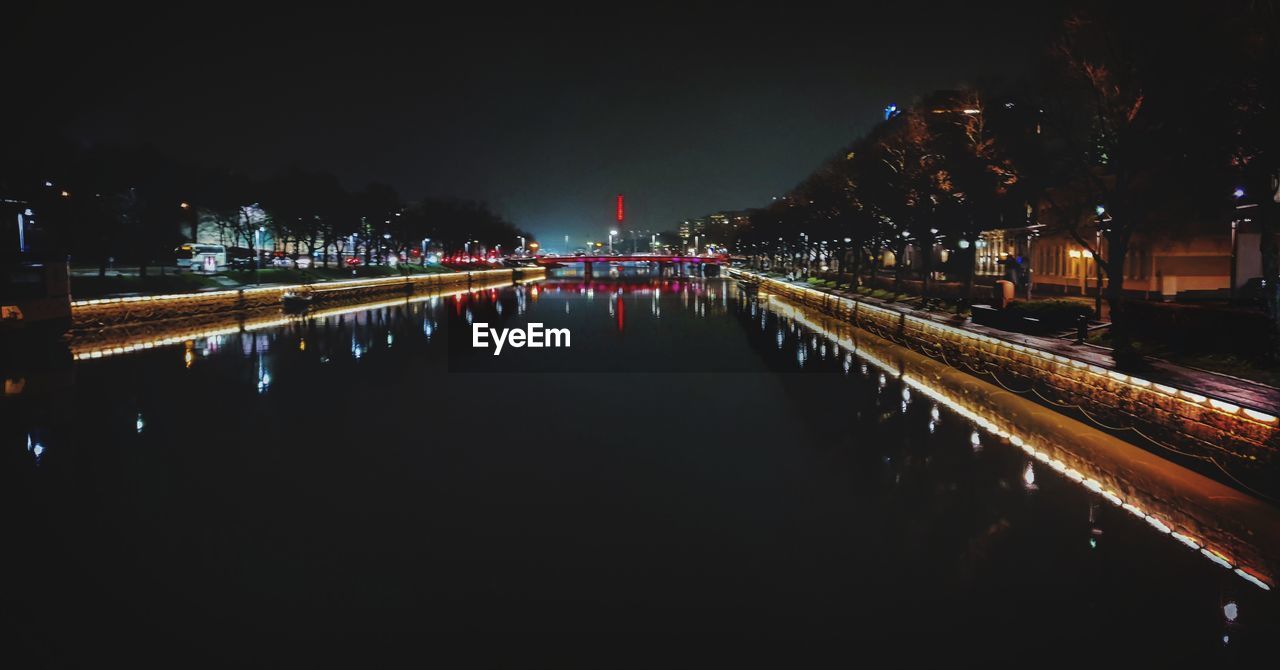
(616, 194, 624, 223)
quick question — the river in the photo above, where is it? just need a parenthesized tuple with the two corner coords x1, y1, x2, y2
(4, 269, 1277, 662)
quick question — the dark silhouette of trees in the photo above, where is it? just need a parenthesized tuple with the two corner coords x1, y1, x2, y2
(922, 89, 1019, 305)
(260, 168, 350, 266)
(1031, 4, 1235, 365)
(1215, 2, 1280, 359)
(6, 141, 533, 273)
(737, 4, 1273, 367)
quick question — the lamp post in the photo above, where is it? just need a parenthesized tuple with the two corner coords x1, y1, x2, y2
(1231, 187, 1247, 302)
(1093, 209, 1105, 317)
(179, 201, 196, 242)
(842, 237, 853, 288)
(609, 230, 618, 254)
(800, 232, 809, 277)
(254, 226, 264, 286)
(1025, 235, 1033, 301)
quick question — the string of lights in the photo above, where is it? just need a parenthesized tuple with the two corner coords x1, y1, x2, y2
(743, 269, 1276, 592)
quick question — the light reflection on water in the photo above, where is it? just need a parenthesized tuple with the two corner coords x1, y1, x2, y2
(2, 271, 1277, 656)
(760, 291, 1279, 590)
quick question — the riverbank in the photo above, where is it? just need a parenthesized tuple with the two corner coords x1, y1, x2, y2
(65, 273, 526, 361)
(795, 267, 1280, 386)
(766, 294, 1278, 593)
(69, 264, 460, 300)
(731, 268, 1280, 497)
(72, 266, 545, 328)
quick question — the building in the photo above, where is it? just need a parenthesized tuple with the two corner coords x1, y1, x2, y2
(679, 210, 750, 250)
(868, 202, 1253, 303)
(977, 216, 1253, 303)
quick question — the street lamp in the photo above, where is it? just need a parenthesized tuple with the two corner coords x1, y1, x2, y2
(1231, 187, 1250, 301)
(799, 232, 809, 276)
(1092, 208, 1107, 316)
(609, 230, 618, 254)
(254, 226, 265, 285)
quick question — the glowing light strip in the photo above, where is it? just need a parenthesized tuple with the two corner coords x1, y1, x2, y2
(758, 280, 1274, 592)
(1202, 548, 1233, 569)
(732, 269, 1280, 426)
(70, 279, 520, 361)
(1237, 568, 1273, 591)
(71, 268, 524, 308)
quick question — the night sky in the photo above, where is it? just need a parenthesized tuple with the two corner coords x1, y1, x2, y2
(9, 3, 1062, 246)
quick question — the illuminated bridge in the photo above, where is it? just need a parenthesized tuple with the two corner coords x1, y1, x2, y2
(533, 254, 728, 265)
(529, 256, 732, 276)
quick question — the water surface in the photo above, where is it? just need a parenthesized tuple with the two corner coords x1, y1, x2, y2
(4, 271, 1277, 662)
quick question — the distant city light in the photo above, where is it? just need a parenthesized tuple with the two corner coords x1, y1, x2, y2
(1233, 187, 1246, 198)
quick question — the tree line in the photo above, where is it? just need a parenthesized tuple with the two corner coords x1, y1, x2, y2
(3, 140, 533, 274)
(738, 3, 1279, 365)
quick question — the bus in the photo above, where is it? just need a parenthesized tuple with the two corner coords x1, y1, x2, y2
(175, 243, 227, 272)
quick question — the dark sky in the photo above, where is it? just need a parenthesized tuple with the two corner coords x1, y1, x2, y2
(9, 3, 1062, 247)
